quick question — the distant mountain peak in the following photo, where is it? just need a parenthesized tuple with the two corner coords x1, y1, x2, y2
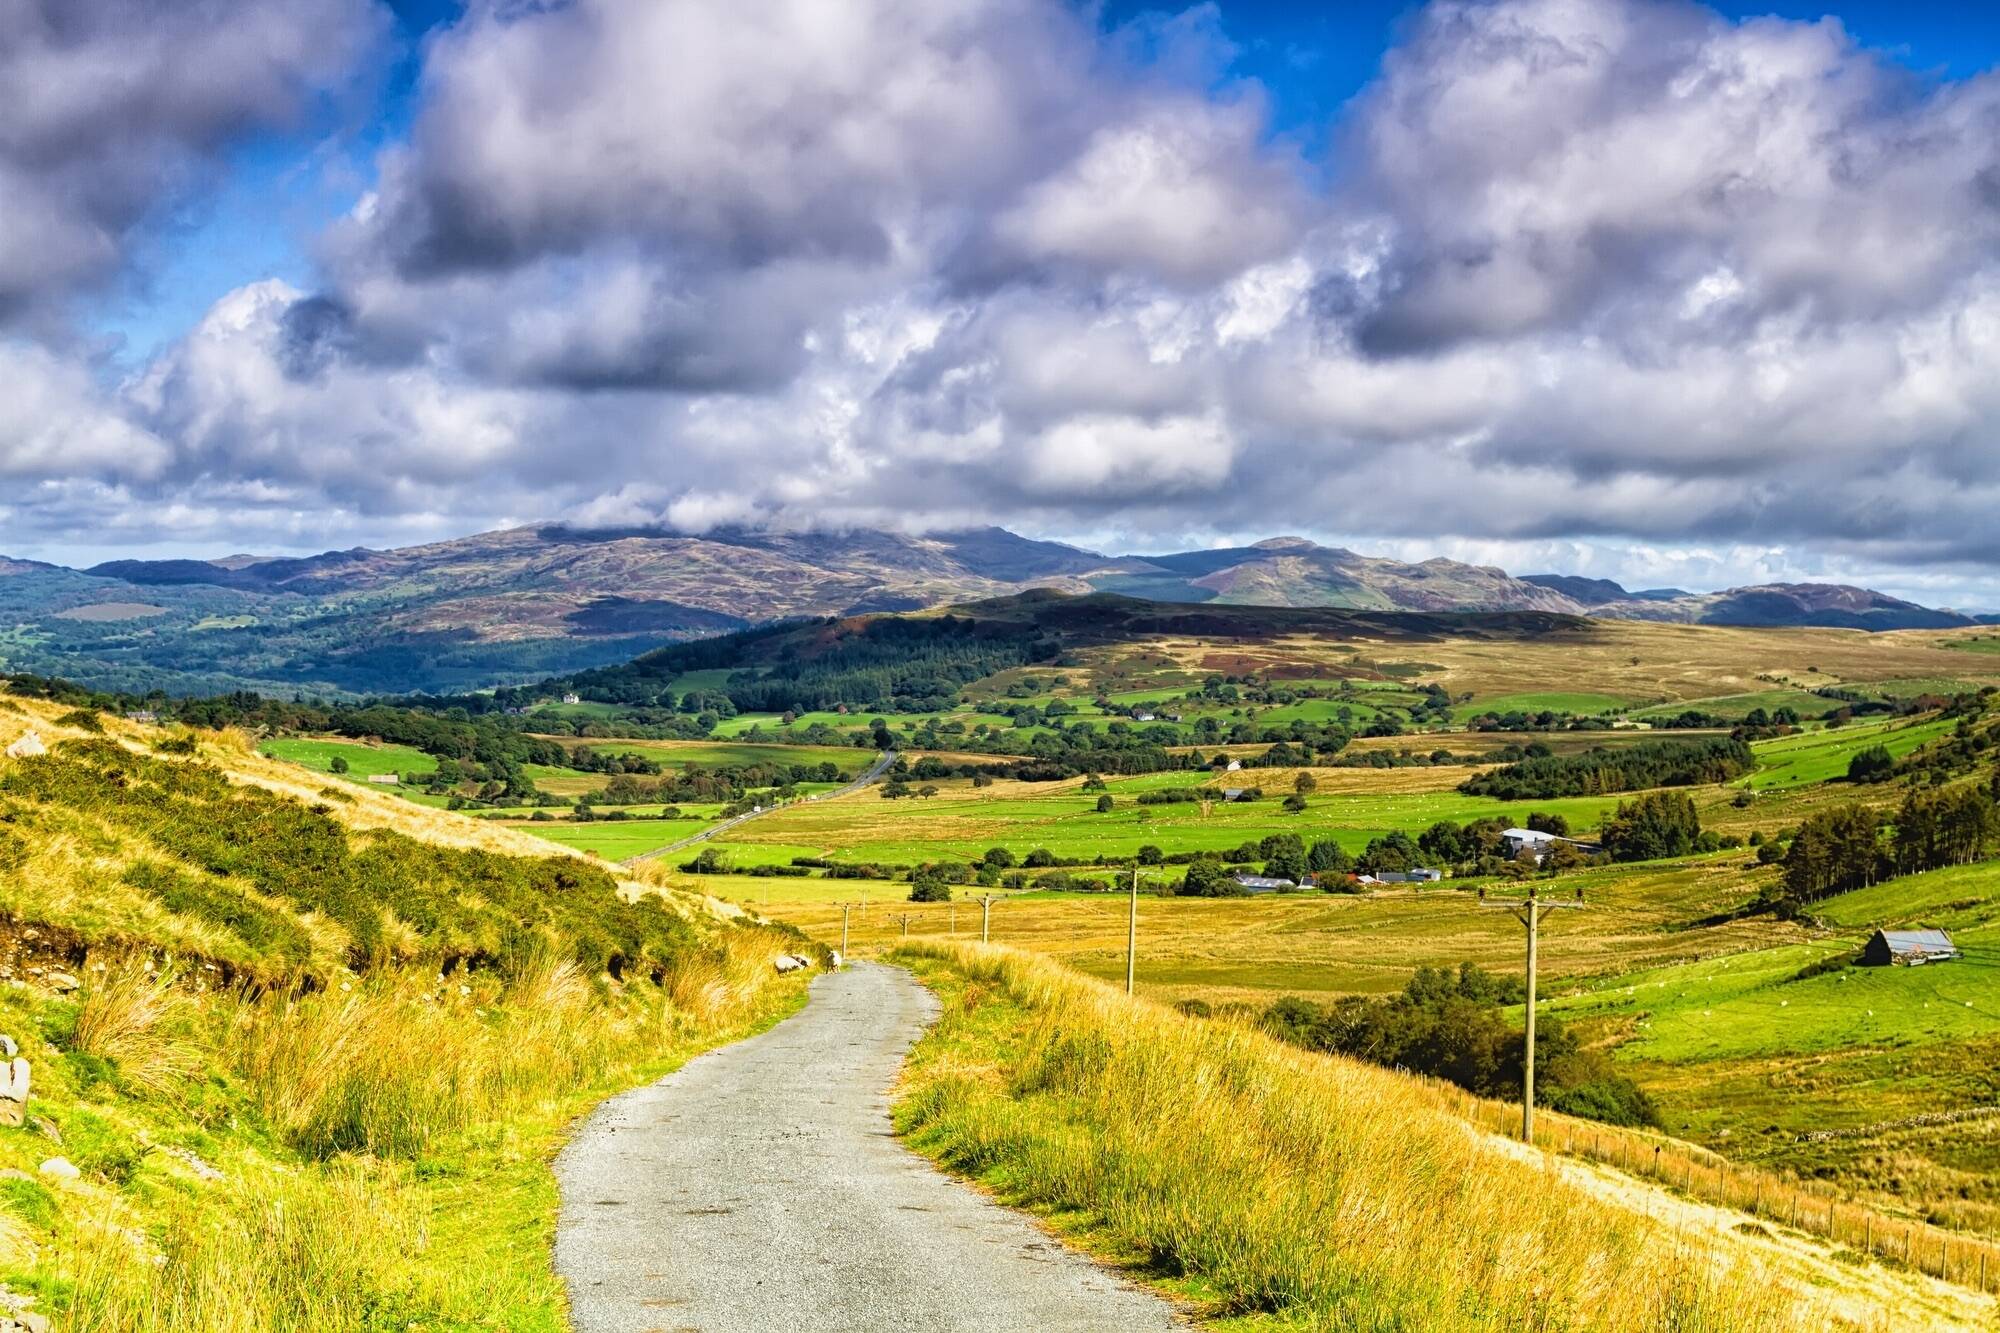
(1249, 536, 1321, 552)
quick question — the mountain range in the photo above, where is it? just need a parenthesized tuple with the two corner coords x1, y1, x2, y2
(0, 524, 1986, 696)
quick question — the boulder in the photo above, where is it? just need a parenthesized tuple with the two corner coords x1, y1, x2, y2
(36, 1157, 77, 1181)
(43, 974, 78, 994)
(2, 733, 43, 760)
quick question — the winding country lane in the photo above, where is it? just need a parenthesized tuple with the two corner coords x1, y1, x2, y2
(553, 961, 1185, 1332)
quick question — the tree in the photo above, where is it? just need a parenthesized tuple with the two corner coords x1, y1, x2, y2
(1024, 847, 1055, 867)
(1526, 811, 1570, 836)
(1357, 830, 1419, 874)
(1283, 793, 1308, 814)
(1178, 857, 1244, 897)
(1265, 847, 1307, 883)
(1847, 745, 1896, 784)
(1136, 844, 1163, 865)
(909, 867, 952, 902)
(1308, 840, 1353, 878)
(1095, 794, 1114, 813)
(982, 847, 1015, 868)
(1779, 804, 1883, 906)
(328, 755, 349, 774)
(1600, 791, 1701, 862)
(1294, 772, 1318, 795)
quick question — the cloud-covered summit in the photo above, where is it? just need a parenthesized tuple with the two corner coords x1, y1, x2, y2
(7, 0, 2000, 606)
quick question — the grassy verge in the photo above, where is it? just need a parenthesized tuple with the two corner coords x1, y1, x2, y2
(887, 941, 1992, 1329)
(27, 934, 806, 1331)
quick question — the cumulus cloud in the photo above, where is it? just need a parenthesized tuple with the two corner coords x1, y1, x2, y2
(14, 0, 2000, 606)
(0, 0, 387, 320)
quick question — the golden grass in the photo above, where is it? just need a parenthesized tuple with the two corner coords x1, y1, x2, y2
(72, 958, 201, 1101)
(893, 941, 1996, 1329)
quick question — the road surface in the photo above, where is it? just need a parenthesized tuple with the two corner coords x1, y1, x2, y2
(553, 962, 1185, 1332)
(621, 749, 898, 867)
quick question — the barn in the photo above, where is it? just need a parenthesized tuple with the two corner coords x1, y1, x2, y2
(1860, 929, 1959, 966)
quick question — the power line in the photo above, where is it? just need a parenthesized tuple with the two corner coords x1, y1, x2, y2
(1481, 883, 1584, 1144)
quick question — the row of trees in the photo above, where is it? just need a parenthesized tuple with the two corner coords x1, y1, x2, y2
(1458, 737, 1752, 801)
(1773, 787, 1998, 911)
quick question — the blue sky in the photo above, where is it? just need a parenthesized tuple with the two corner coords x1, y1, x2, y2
(97, 0, 2000, 361)
(15, 0, 2000, 607)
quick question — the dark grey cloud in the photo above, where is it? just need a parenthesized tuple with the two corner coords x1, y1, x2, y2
(10, 0, 2000, 609)
(0, 0, 388, 321)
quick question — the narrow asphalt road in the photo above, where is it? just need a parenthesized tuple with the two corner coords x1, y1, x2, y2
(553, 962, 1184, 1332)
(621, 749, 898, 867)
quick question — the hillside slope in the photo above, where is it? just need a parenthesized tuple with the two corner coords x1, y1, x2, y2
(2, 524, 1984, 696)
(0, 691, 805, 1331)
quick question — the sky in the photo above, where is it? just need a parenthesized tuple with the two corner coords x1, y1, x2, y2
(9, 0, 2000, 608)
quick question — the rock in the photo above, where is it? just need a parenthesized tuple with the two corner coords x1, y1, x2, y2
(0, 1169, 32, 1183)
(1, 1057, 29, 1104)
(29, 1117, 59, 1146)
(2, 733, 44, 760)
(36, 1157, 77, 1181)
(0, 1036, 17, 1059)
(43, 974, 78, 994)
(159, 1145, 225, 1183)
(20, 1312, 50, 1333)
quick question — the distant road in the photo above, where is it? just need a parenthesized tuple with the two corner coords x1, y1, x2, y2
(553, 962, 1185, 1332)
(620, 749, 897, 867)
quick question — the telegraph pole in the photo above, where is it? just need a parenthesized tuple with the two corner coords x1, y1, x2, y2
(950, 901, 958, 935)
(840, 903, 853, 955)
(1126, 865, 1139, 995)
(1481, 883, 1582, 1143)
(980, 895, 995, 944)
(899, 913, 911, 940)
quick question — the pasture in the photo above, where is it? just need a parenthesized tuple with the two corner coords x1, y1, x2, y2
(261, 736, 437, 781)
(703, 766, 1627, 867)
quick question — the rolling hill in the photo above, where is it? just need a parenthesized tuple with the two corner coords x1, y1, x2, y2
(2, 523, 1987, 696)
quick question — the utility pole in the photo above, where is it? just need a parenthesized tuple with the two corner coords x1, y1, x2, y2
(1125, 864, 1139, 995)
(1481, 883, 1582, 1143)
(950, 901, 958, 935)
(840, 903, 853, 956)
(899, 913, 911, 940)
(980, 894, 995, 944)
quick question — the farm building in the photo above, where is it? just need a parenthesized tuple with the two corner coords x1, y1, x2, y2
(1232, 873, 1294, 894)
(1378, 868, 1443, 884)
(1500, 828, 1560, 859)
(1132, 710, 1156, 722)
(1861, 929, 1959, 966)
(561, 693, 582, 705)
(366, 773, 399, 785)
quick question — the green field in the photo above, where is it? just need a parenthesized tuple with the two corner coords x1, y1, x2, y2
(1743, 716, 1953, 790)
(1628, 688, 1828, 722)
(509, 818, 713, 859)
(578, 739, 877, 770)
(1473, 690, 1637, 715)
(262, 736, 437, 781)
(705, 769, 1624, 867)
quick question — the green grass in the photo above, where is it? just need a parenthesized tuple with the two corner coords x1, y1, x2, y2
(1474, 691, 1636, 715)
(261, 737, 437, 781)
(578, 739, 876, 770)
(1743, 716, 1953, 789)
(1628, 688, 1827, 722)
(510, 818, 713, 859)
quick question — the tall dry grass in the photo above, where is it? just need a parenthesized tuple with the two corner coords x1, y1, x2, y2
(56, 926, 801, 1331)
(72, 958, 202, 1100)
(892, 940, 1974, 1332)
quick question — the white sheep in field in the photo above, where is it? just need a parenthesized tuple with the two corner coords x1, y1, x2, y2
(827, 950, 843, 970)
(772, 953, 817, 974)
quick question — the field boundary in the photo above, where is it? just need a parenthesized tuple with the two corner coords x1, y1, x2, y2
(621, 749, 897, 866)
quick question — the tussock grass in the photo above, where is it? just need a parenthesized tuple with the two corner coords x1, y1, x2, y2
(72, 958, 201, 1101)
(892, 941, 1991, 1329)
(0, 691, 810, 1329)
